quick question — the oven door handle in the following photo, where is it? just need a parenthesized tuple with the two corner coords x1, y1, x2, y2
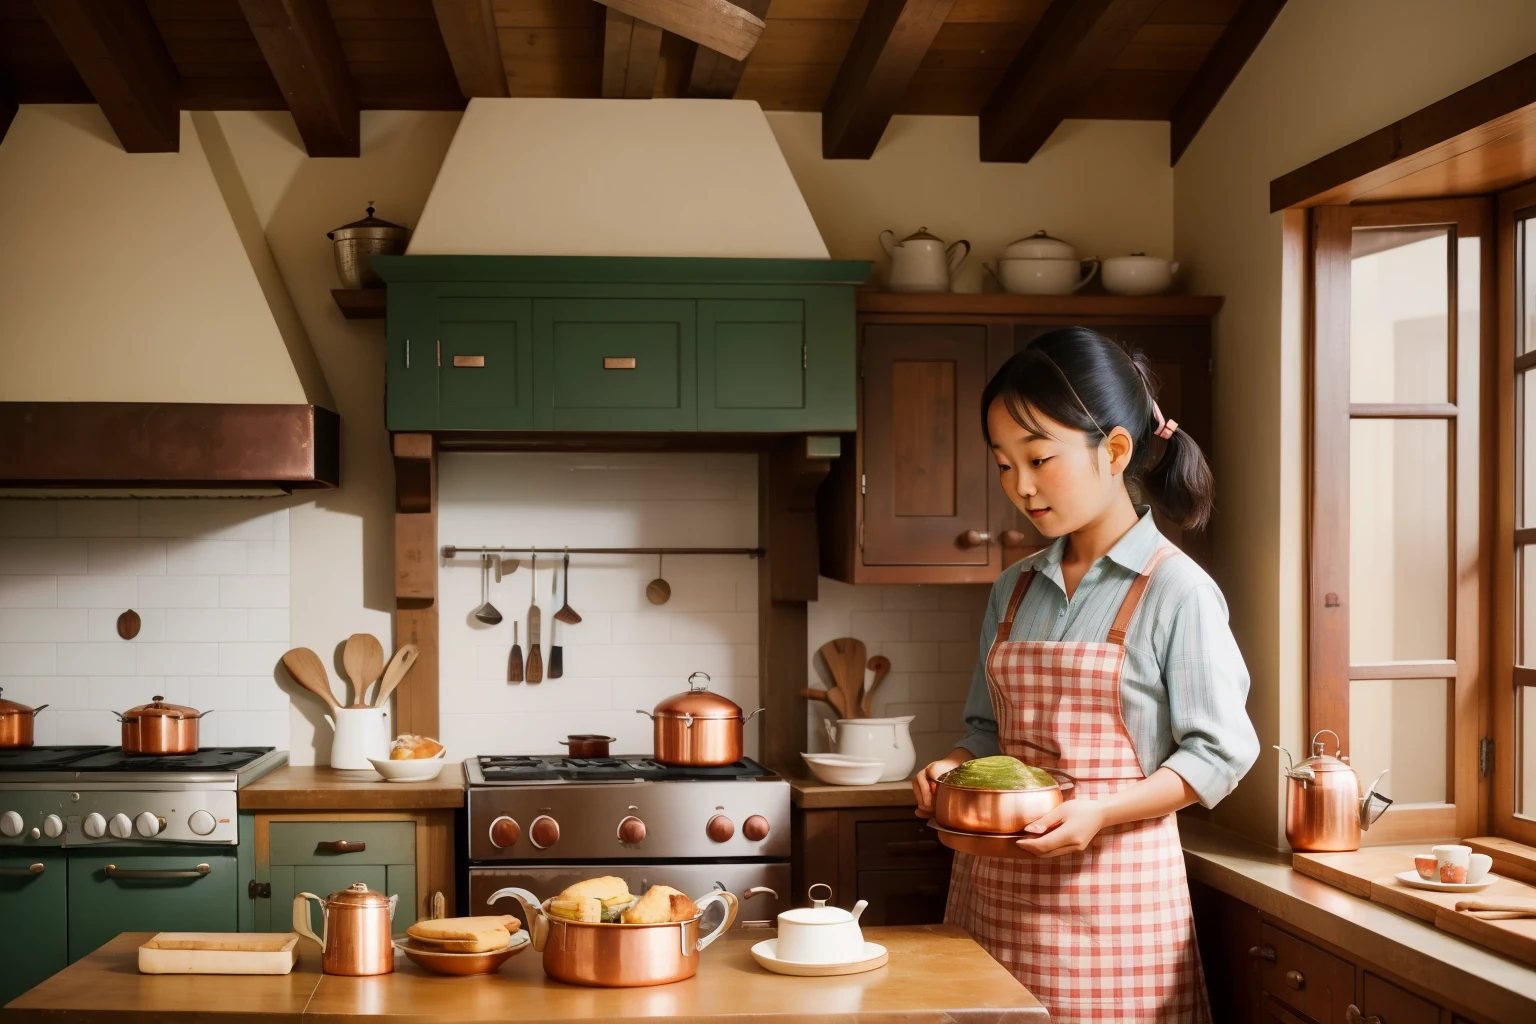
(0, 862, 45, 876)
(105, 862, 211, 879)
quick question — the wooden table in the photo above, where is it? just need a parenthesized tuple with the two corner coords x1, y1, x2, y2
(1, 926, 1046, 1023)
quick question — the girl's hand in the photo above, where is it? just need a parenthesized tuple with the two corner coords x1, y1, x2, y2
(911, 750, 971, 818)
(1014, 800, 1107, 857)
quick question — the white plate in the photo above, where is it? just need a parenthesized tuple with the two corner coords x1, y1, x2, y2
(801, 753, 886, 787)
(368, 755, 446, 782)
(750, 939, 888, 977)
(1393, 870, 1495, 894)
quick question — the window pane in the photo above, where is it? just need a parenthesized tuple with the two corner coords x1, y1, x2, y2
(1521, 686, 1536, 818)
(1349, 418, 1450, 662)
(1521, 214, 1536, 354)
(1349, 677, 1449, 804)
(1523, 370, 1536, 528)
(1524, 546, 1536, 666)
(1349, 226, 1450, 403)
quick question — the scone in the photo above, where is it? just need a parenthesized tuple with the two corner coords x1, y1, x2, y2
(620, 885, 699, 924)
(556, 876, 631, 903)
(406, 915, 519, 952)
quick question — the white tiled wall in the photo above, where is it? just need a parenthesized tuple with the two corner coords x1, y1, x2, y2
(0, 499, 292, 748)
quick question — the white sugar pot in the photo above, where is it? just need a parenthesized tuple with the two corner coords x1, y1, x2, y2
(824, 715, 916, 782)
(776, 884, 868, 964)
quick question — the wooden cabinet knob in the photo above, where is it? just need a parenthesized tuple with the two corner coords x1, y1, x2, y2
(1000, 530, 1027, 546)
(957, 530, 990, 548)
(1285, 970, 1305, 990)
(1248, 944, 1276, 961)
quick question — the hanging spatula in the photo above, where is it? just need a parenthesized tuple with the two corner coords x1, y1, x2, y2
(525, 553, 543, 683)
(507, 621, 523, 683)
(548, 567, 563, 678)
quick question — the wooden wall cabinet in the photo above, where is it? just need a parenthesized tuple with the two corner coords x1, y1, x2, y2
(820, 294, 1221, 584)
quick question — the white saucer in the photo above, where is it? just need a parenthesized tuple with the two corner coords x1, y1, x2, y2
(750, 939, 889, 977)
(1393, 870, 1495, 894)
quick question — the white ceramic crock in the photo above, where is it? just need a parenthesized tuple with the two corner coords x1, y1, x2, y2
(776, 884, 868, 965)
(996, 257, 1099, 295)
(326, 706, 389, 770)
(1101, 254, 1178, 296)
(879, 227, 970, 293)
(823, 716, 916, 782)
(999, 230, 1079, 261)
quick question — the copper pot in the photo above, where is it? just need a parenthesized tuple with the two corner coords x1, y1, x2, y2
(487, 886, 739, 987)
(293, 882, 398, 976)
(932, 768, 1072, 834)
(636, 672, 763, 767)
(559, 734, 617, 758)
(0, 688, 47, 749)
(1278, 730, 1393, 852)
(116, 696, 210, 755)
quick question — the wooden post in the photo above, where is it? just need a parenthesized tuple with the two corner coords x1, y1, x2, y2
(393, 433, 439, 738)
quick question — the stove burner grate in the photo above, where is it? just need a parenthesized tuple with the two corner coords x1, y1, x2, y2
(0, 746, 275, 773)
(476, 754, 773, 783)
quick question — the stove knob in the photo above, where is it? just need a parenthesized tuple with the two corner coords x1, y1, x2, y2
(706, 814, 735, 843)
(43, 815, 63, 838)
(188, 810, 217, 836)
(617, 816, 646, 845)
(489, 816, 520, 849)
(0, 811, 21, 837)
(529, 815, 559, 850)
(83, 812, 106, 838)
(109, 813, 133, 840)
(135, 812, 164, 838)
(743, 815, 770, 842)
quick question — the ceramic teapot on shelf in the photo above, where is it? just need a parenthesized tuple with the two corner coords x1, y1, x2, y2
(879, 227, 970, 293)
(1276, 729, 1392, 852)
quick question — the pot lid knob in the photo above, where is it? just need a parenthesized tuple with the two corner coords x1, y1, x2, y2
(688, 671, 711, 692)
(809, 882, 832, 908)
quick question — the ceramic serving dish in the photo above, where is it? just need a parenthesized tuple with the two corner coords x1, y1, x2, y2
(394, 930, 529, 976)
(801, 753, 886, 786)
(368, 751, 446, 782)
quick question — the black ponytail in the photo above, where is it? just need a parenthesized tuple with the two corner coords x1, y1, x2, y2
(980, 327, 1214, 531)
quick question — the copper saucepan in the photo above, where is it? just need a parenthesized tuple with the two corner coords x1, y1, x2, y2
(636, 672, 763, 767)
(932, 767, 1074, 834)
(116, 696, 211, 755)
(559, 734, 617, 758)
(0, 688, 47, 749)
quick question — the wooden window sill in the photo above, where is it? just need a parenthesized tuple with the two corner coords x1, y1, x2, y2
(1467, 836, 1536, 885)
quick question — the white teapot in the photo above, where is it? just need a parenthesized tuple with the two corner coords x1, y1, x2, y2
(776, 884, 868, 964)
(879, 227, 969, 293)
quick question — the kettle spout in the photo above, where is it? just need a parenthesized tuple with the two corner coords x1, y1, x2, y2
(1359, 769, 1393, 830)
(851, 899, 868, 923)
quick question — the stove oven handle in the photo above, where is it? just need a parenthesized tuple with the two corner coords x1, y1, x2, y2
(105, 863, 211, 879)
(0, 863, 44, 876)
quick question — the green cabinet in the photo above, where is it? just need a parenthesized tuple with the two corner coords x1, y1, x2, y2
(0, 850, 66, 1006)
(377, 256, 868, 434)
(66, 849, 238, 960)
(258, 820, 417, 934)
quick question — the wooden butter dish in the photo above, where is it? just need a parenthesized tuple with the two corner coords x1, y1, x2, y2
(138, 932, 300, 975)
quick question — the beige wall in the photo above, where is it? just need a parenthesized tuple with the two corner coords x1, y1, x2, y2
(1174, 0, 1536, 845)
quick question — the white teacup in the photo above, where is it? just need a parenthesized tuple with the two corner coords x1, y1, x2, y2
(1431, 844, 1482, 884)
(1469, 852, 1493, 883)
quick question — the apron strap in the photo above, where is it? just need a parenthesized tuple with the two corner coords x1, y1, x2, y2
(1105, 545, 1179, 646)
(997, 568, 1035, 640)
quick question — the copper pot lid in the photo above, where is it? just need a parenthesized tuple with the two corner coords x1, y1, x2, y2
(652, 672, 743, 720)
(121, 696, 203, 720)
(327, 203, 410, 240)
(324, 881, 394, 908)
(0, 687, 45, 717)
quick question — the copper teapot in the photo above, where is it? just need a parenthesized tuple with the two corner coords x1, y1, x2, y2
(1277, 730, 1392, 852)
(293, 882, 398, 975)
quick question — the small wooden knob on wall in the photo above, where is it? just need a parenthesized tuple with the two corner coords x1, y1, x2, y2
(116, 610, 140, 640)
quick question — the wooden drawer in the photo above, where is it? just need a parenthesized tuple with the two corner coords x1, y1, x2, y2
(855, 869, 949, 926)
(1260, 922, 1355, 1024)
(268, 821, 415, 867)
(855, 819, 952, 870)
(1358, 972, 1439, 1024)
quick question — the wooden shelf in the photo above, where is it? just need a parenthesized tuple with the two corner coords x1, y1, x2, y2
(332, 288, 386, 319)
(856, 291, 1223, 318)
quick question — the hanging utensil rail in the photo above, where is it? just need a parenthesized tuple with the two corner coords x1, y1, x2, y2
(442, 546, 765, 558)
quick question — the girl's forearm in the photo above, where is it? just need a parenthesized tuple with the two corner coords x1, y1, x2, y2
(1095, 766, 1198, 828)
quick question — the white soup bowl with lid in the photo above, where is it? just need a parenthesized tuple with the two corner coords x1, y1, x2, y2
(775, 884, 869, 964)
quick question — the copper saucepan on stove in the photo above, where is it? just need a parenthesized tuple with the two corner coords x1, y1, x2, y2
(0, 688, 48, 749)
(559, 734, 617, 758)
(636, 672, 763, 767)
(931, 767, 1075, 834)
(116, 696, 211, 755)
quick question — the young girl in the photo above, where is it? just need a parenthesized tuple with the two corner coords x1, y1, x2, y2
(912, 327, 1259, 1024)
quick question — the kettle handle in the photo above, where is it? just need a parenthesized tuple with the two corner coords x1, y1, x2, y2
(693, 890, 740, 953)
(1074, 258, 1100, 292)
(1311, 729, 1341, 756)
(292, 892, 325, 950)
(487, 886, 548, 952)
(879, 229, 896, 258)
(946, 239, 970, 273)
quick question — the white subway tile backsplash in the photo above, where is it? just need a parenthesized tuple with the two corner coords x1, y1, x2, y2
(0, 576, 56, 608)
(246, 608, 290, 642)
(190, 675, 249, 712)
(165, 540, 248, 576)
(879, 586, 941, 611)
(610, 611, 670, 644)
(215, 711, 288, 747)
(219, 575, 289, 608)
(939, 642, 975, 672)
(56, 502, 138, 538)
(245, 541, 289, 575)
(0, 608, 88, 642)
(0, 676, 87, 710)
(0, 539, 87, 575)
(57, 643, 136, 676)
(669, 612, 756, 645)
(56, 575, 137, 609)
(138, 576, 220, 609)
(87, 539, 167, 576)
(137, 643, 220, 676)
(247, 675, 292, 711)
(848, 610, 912, 642)
(167, 609, 248, 643)
(138, 501, 284, 541)
(88, 676, 163, 711)
(910, 611, 980, 642)
(0, 644, 55, 675)
(54, 710, 118, 745)
(0, 503, 57, 537)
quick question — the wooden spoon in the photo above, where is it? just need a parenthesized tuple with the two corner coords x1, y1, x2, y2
(281, 647, 340, 711)
(862, 655, 891, 717)
(818, 638, 867, 718)
(371, 644, 419, 708)
(342, 633, 385, 708)
(646, 553, 671, 605)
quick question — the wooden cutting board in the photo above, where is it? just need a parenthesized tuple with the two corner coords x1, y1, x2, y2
(1292, 847, 1414, 898)
(138, 932, 299, 975)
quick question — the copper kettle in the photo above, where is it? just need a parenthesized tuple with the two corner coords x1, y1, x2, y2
(293, 882, 398, 975)
(1277, 729, 1392, 852)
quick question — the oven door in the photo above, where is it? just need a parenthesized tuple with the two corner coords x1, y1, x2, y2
(471, 862, 789, 932)
(0, 848, 66, 1006)
(67, 847, 238, 960)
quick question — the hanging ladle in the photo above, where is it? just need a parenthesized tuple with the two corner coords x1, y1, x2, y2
(646, 552, 671, 605)
(473, 554, 503, 625)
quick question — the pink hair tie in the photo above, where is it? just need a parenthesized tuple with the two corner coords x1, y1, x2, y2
(1152, 401, 1178, 441)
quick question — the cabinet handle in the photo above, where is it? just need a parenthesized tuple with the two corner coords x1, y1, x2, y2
(957, 530, 990, 548)
(885, 840, 943, 856)
(1284, 969, 1304, 990)
(1248, 944, 1276, 961)
(1000, 530, 1027, 546)
(452, 355, 485, 368)
(0, 862, 44, 876)
(106, 863, 210, 879)
(604, 357, 637, 369)
(1345, 1006, 1380, 1024)
(315, 840, 367, 854)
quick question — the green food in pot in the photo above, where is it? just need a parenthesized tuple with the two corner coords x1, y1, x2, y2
(942, 755, 1057, 791)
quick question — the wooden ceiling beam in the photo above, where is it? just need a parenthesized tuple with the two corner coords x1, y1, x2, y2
(1168, 0, 1287, 165)
(431, 0, 509, 99)
(593, 0, 764, 63)
(603, 8, 665, 99)
(684, 0, 770, 100)
(979, 0, 1162, 163)
(237, 0, 358, 157)
(822, 0, 955, 160)
(33, 0, 180, 153)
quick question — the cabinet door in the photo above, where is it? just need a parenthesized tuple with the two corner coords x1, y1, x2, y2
(265, 821, 418, 933)
(535, 298, 696, 430)
(1259, 922, 1355, 1024)
(855, 869, 950, 926)
(272, 863, 417, 935)
(698, 299, 805, 429)
(862, 323, 991, 567)
(67, 849, 238, 960)
(1358, 973, 1440, 1024)
(386, 283, 440, 431)
(1190, 880, 1263, 1023)
(0, 850, 66, 1005)
(436, 296, 534, 429)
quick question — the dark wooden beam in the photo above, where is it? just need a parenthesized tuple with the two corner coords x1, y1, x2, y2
(1169, 0, 1287, 165)
(431, 0, 509, 99)
(821, 0, 955, 160)
(602, 7, 664, 99)
(979, 0, 1162, 163)
(237, 0, 358, 157)
(593, 0, 764, 63)
(683, 0, 769, 99)
(33, 0, 179, 153)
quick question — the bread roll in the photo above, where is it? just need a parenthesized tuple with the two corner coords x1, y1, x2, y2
(557, 876, 632, 903)
(620, 885, 699, 924)
(406, 915, 518, 952)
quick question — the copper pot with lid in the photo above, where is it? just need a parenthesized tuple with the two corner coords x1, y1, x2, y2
(116, 696, 210, 755)
(559, 734, 617, 758)
(293, 881, 398, 976)
(636, 672, 763, 767)
(0, 688, 47, 749)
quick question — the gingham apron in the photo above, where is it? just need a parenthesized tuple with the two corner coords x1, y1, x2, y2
(945, 545, 1210, 1024)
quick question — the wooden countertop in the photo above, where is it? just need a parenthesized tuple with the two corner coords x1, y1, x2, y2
(237, 763, 465, 811)
(787, 777, 917, 809)
(3, 926, 1046, 1023)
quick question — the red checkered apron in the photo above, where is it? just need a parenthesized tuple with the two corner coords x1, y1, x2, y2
(946, 546, 1210, 1023)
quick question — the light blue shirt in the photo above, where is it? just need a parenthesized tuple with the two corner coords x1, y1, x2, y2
(958, 509, 1259, 808)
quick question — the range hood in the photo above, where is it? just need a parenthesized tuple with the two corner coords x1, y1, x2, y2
(0, 107, 337, 492)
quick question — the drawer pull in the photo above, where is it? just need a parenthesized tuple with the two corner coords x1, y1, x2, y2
(1248, 944, 1276, 962)
(957, 529, 990, 548)
(0, 862, 44, 876)
(886, 840, 943, 856)
(315, 840, 367, 855)
(1345, 1007, 1380, 1024)
(603, 357, 637, 370)
(452, 355, 485, 368)
(1284, 969, 1305, 990)
(106, 863, 210, 879)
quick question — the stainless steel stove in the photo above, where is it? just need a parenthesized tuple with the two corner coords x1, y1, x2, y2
(466, 754, 791, 927)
